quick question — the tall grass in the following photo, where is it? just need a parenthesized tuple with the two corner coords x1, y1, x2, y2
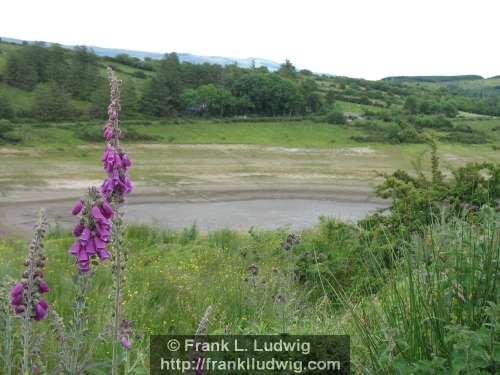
(335, 207, 499, 373)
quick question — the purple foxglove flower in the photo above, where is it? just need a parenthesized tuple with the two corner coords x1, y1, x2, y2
(112, 168, 120, 182)
(69, 241, 80, 256)
(73, 222, 84, 237)
(101, 178, 114, 196)
(97, 248, 111, 261)
(34, 302, 48, 321)
(121, 153, 132, 169)
(10, 282, 23, 298)
(103, 126, 113, 141)
(38, 298, 49, 310)
(72, 200, 84, 215)
(94, 235, 106, 250)
(91, 205, 106, 221)
(78, 247, 90, 262)
(95, 220, 111, 237)
(102, 145, 110, 161)
(123, 175, 133, 193)
(102, 146, 117, 171)
(79, 227, 91, 245)
(78, 260, 90, 273)
(38, 279, 50, 294)
(100, 201, 113, 219)
(86, 237, 97, 255)
(120, 336, 131, 349)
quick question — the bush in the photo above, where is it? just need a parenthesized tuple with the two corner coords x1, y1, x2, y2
(387, 124, 424, 144)
(0, 119, 21, 143)
(32, 83, 74, 121)
(454, 123, 473, 133)
(0, 94, 15, 119)
(325, 110, 346, 124)
(414, 115, 454, 130)
(439, 132, 489, 144)
(352, 122, 424, 144)
(361, 154, 500, 263)
(132, 70, 147, 79)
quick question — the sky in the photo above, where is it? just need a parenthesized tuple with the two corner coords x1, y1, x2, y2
(2, 0, 499, 80)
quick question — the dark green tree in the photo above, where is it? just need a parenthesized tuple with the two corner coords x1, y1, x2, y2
(232, 73, 303, 116)
(4, 51, 38, 90)
(325, 89, 336, 106)
(0, 94, 15, 119)
(45, 44, 72, 90)
(277, 59, 297, 78)
(69, 46, 101, 100)
(140, 53, 182, 116)
(32, 83, 74, 121)
(300, 79, 323, 112)
(404, 96, 419, 114)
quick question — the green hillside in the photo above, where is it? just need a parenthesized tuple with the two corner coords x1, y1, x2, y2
(1, 40, 500, 150)
(1, 40, 500, 121)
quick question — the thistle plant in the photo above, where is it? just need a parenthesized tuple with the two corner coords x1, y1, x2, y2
(9, 210, 49, 374)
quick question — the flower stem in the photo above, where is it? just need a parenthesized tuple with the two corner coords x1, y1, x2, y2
(111, 206, 123, 375)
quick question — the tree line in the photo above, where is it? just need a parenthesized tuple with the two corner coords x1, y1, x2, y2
(0, 43, 328, 121)
(1, 41, 499, 121)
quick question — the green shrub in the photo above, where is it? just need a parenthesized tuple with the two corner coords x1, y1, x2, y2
(351, 122, 424, 144)
(0, 119, 21, 143)
(454, 123, 473, 133)
(132, 70, 147, 79)
(414, 115, 454, 130)
(325, 110, 346, 124)
(361, 149, 500, 265)
(31, 83, 75, 121)
(439, 132, 489, 144)
(0, 94, 15, 119)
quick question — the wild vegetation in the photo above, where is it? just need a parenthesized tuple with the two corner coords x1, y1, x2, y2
(1, 142, 498, 373)
(0, 39, 499, 373)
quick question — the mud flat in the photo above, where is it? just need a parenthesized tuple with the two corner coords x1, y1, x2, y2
(123, 198, 386, 231)
(0, 187, 386, 238)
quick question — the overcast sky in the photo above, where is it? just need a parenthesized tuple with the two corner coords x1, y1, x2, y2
(2, 0, 499, 80)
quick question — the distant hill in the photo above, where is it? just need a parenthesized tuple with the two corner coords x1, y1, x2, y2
(0, 36, 282, 71)
(383, 75, 484, 83)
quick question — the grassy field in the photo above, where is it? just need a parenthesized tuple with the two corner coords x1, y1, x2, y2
(1, 208, 498, 373)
